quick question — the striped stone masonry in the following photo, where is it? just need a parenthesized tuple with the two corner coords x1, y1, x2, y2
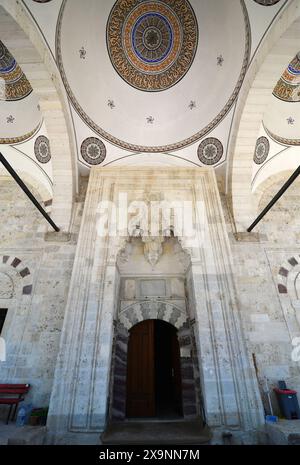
(278, 255, 300, 295)
(1, 255, 33, 295)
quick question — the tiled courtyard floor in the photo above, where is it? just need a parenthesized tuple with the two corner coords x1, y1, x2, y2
(0, 420, 19, 445)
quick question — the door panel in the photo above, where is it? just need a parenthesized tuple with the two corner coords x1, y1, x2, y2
(171, 330, 183, 415)
(126, 320, 155, 417)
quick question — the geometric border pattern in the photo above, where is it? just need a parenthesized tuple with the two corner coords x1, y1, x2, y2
(0, 123, 41, 145)
(0, 255, 33, 295)
(253, 0, 281, 5)
(119, 300, 188, 330)
(264, 124, 300, 147)
(56, 0, 251, 153)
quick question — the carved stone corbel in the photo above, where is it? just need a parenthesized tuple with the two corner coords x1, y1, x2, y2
(142, 235, 164, 267)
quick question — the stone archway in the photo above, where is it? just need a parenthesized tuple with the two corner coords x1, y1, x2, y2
(109, 300, 202, 423)
(0, 0, 77, 232)
(0, 255, 34, 379)
(277, 254, 300, 331)
(10, 170, 54, 217)
(250, 169, 295, 221)
(227, 0, 300, 231)
(0, 255, 33, 296)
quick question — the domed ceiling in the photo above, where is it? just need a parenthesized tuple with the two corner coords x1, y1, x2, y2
(273, 53, 300, 103)
(0, 0, 288, 178)
(263, 52, 300, 146)
(0, 29, 51, 199)
(106, 0, 198, 93)
(251, 20, 300, 194)
(0, 41, 32, 102)
(0, 40, 41, 144)
(56, 0, 250, 152)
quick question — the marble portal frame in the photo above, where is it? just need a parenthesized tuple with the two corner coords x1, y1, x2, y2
(47, 167, 264, 443)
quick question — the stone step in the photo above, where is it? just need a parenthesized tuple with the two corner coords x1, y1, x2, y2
(266, 420, 300, 445)
(101, 420, 211, 445)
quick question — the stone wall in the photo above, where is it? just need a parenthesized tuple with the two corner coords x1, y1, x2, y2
(0, 177, 85, 412)
(222, 177, 300, 416)
(3, 166, 296, 442)
(4, 165, 298, 441)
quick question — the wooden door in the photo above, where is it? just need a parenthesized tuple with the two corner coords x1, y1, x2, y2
(171, 329, 183, 415)
(126, 320, 155, 417)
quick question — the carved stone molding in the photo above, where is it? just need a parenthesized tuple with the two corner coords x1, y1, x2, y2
(142, 236, 164, 267)
(119, 299, 187, 331)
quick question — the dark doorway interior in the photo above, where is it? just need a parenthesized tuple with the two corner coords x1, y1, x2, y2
(126, 319, 183, 419)
(0, 309, 8, 334)
(155, 319, 182, 418)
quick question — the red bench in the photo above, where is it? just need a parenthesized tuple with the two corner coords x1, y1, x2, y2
(0, 384, 30, 424)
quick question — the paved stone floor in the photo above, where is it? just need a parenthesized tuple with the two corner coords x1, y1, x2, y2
(3, 418, 299, 445)
(101, 420, 211, 445)
(0, 419, 47, 445)
(266, 419, 300, 445)
(0, 420, 19, 445)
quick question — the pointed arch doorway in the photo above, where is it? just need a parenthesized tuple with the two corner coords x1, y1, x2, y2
(126, 319, 183, 419)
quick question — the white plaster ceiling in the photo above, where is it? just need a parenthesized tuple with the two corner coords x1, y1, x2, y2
(0, 39, 41, 143)
(263, 95, 300, 145)
(0, 94, 41, 142)
(57, 0, 248, 152)
(0, 119, 53, 199)
(0, 0, 291, 182)
(263, 51, 300, 145)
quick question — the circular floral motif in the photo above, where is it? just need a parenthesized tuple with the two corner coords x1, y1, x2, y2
(254, 136, 269, 165)
(34, 136, 51, 164)
(132, 13, 173, 64)
(80, 137, 106, 165)
(107, 0, 198, 92)
(253, 0, 281, 5)
(197, 138, 223, 165)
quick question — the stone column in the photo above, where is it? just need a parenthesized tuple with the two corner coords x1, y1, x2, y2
(47, 169, 118, 436)
(178, 324, 198, 418)
(110, 322, 129, 421)
(189, 176, 265, 433)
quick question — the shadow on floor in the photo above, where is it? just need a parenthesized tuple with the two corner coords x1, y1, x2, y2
(0, 420, 18, 445)
(101, 419, 211, 445)
(0, 419, 46, 445)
